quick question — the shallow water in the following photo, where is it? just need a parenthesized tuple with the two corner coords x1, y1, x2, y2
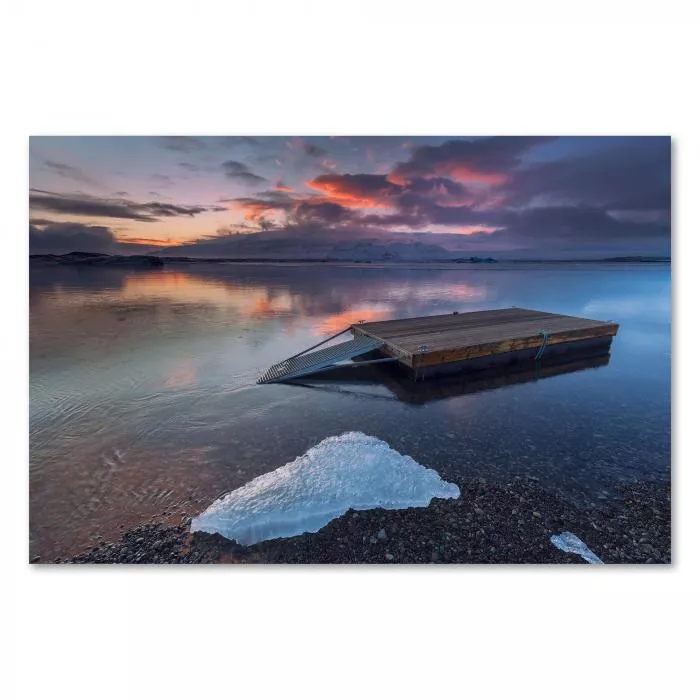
(29, 262, 671, 560)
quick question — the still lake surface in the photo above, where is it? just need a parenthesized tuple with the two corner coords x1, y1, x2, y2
(29, 262, 671, 560)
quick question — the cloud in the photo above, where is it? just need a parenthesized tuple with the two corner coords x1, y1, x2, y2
(221, 160, 267, 185)
(178, 162, 201, 172)
(30, 221, 117, 254)
(222, 190, 296, 221)
(29, 190, 226, 222)
(306, 173, 400, 208)
(29, 221, 167, 255)
(503, 137, 671, 214)
(43, 159, 102, 187)
(303, 141, 327, 158)
(299, 173, 483, 228)
(151, 173, 174, 187)
(29, 217, 57, 226)
(218, 136, 261, 147)
(221, 161, 248, 175)
(295, 200, 354, 224)
(285, 138, 328, 159)
(157, 136, 208, 152)
(391, 136, 553, 184)
(499, 205, 669, 245)
(304, 173, 482, 215)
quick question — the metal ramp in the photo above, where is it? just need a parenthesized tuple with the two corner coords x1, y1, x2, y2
(257, 332, 385, 384)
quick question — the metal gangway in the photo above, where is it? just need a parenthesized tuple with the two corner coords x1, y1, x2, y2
(257, 327, 396, 384)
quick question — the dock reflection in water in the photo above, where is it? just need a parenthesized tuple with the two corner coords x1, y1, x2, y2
(287, 350, 611, 405)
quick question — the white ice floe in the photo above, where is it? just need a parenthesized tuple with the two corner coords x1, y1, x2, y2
(190, 431, 460, 545)
(550, 532, 604, 564)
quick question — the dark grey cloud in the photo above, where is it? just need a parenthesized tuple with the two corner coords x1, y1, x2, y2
(499, 205, 669, 244)
(43, 159, 102, 187)
(220, 161, 248, 175)
(229, 172, 268, 185)
(392, 137, 554, 181)
(178, 162, 201, 172)
(503, 137, 671, 213)
(30, 221, 117, 254)
(221, 160, 267, 185)
(29, 190, 226, 222)
(157, 136, 208, 152)
(220, 190, 296, 207)
(218, 136, 261, 147)
(302, 141, 327, 158)
(29, 217, 57, 226)
(295, 201, 353, 224)
(151, 173, 174, 187)
(29, 221, 165, 255)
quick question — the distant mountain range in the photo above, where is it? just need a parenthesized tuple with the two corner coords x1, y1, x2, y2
(30, 251, 165, 268)
(29, 251, 671, 268)
(155, 235, 468, 262)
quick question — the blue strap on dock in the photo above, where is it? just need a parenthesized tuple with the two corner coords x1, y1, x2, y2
(535, 329, 549, 361)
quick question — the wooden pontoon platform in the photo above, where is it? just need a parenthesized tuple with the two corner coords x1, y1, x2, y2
(351, 307, 619, 379)
(257, 307, 618, 384)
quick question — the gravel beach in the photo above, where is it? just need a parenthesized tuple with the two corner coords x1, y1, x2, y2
(52, 475, 671, 565)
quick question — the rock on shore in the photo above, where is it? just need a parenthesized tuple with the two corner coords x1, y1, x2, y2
(59, 477, 670, 565)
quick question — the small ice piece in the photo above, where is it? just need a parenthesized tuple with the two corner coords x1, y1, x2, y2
(550, 531, 604, 564)
(191, 431, 460, 545)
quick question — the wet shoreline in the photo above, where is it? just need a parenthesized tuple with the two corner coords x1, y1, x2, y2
(52, 476, 670, 565)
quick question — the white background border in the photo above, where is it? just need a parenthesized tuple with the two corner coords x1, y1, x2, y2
(3, 2, 697, 698)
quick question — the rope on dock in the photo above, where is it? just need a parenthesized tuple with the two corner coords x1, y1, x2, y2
(535, 329, 549, 361)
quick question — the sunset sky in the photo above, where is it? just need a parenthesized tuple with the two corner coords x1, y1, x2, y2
(29, 136, 671, 259)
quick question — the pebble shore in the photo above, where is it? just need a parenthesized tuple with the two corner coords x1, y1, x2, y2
(57, 477, 670, 565)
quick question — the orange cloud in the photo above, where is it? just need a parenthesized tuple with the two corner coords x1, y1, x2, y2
(437, 165, 508, 185)
(229, 200, 288, 222)
(452, 225, 499, 235)
(386, 172, 408, 186)
(117, 236, 182, 246)
(304, 174, 395, 209)
(238, 201, 275, 221)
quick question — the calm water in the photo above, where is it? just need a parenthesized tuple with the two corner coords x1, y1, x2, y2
(29, 262, 671, 560)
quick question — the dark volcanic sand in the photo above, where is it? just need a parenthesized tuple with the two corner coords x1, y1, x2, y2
(51, 477, 670, 565)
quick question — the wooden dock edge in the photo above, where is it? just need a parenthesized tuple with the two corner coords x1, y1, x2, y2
(413, 323, 619, 369)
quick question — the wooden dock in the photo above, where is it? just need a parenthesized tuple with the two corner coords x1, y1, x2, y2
(257, 306, 618, 384)
(350, 307, 619, 379)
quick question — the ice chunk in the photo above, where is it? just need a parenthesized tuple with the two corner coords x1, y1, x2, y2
(550, 532, 604, 564)
(191, 431, 460, 545)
